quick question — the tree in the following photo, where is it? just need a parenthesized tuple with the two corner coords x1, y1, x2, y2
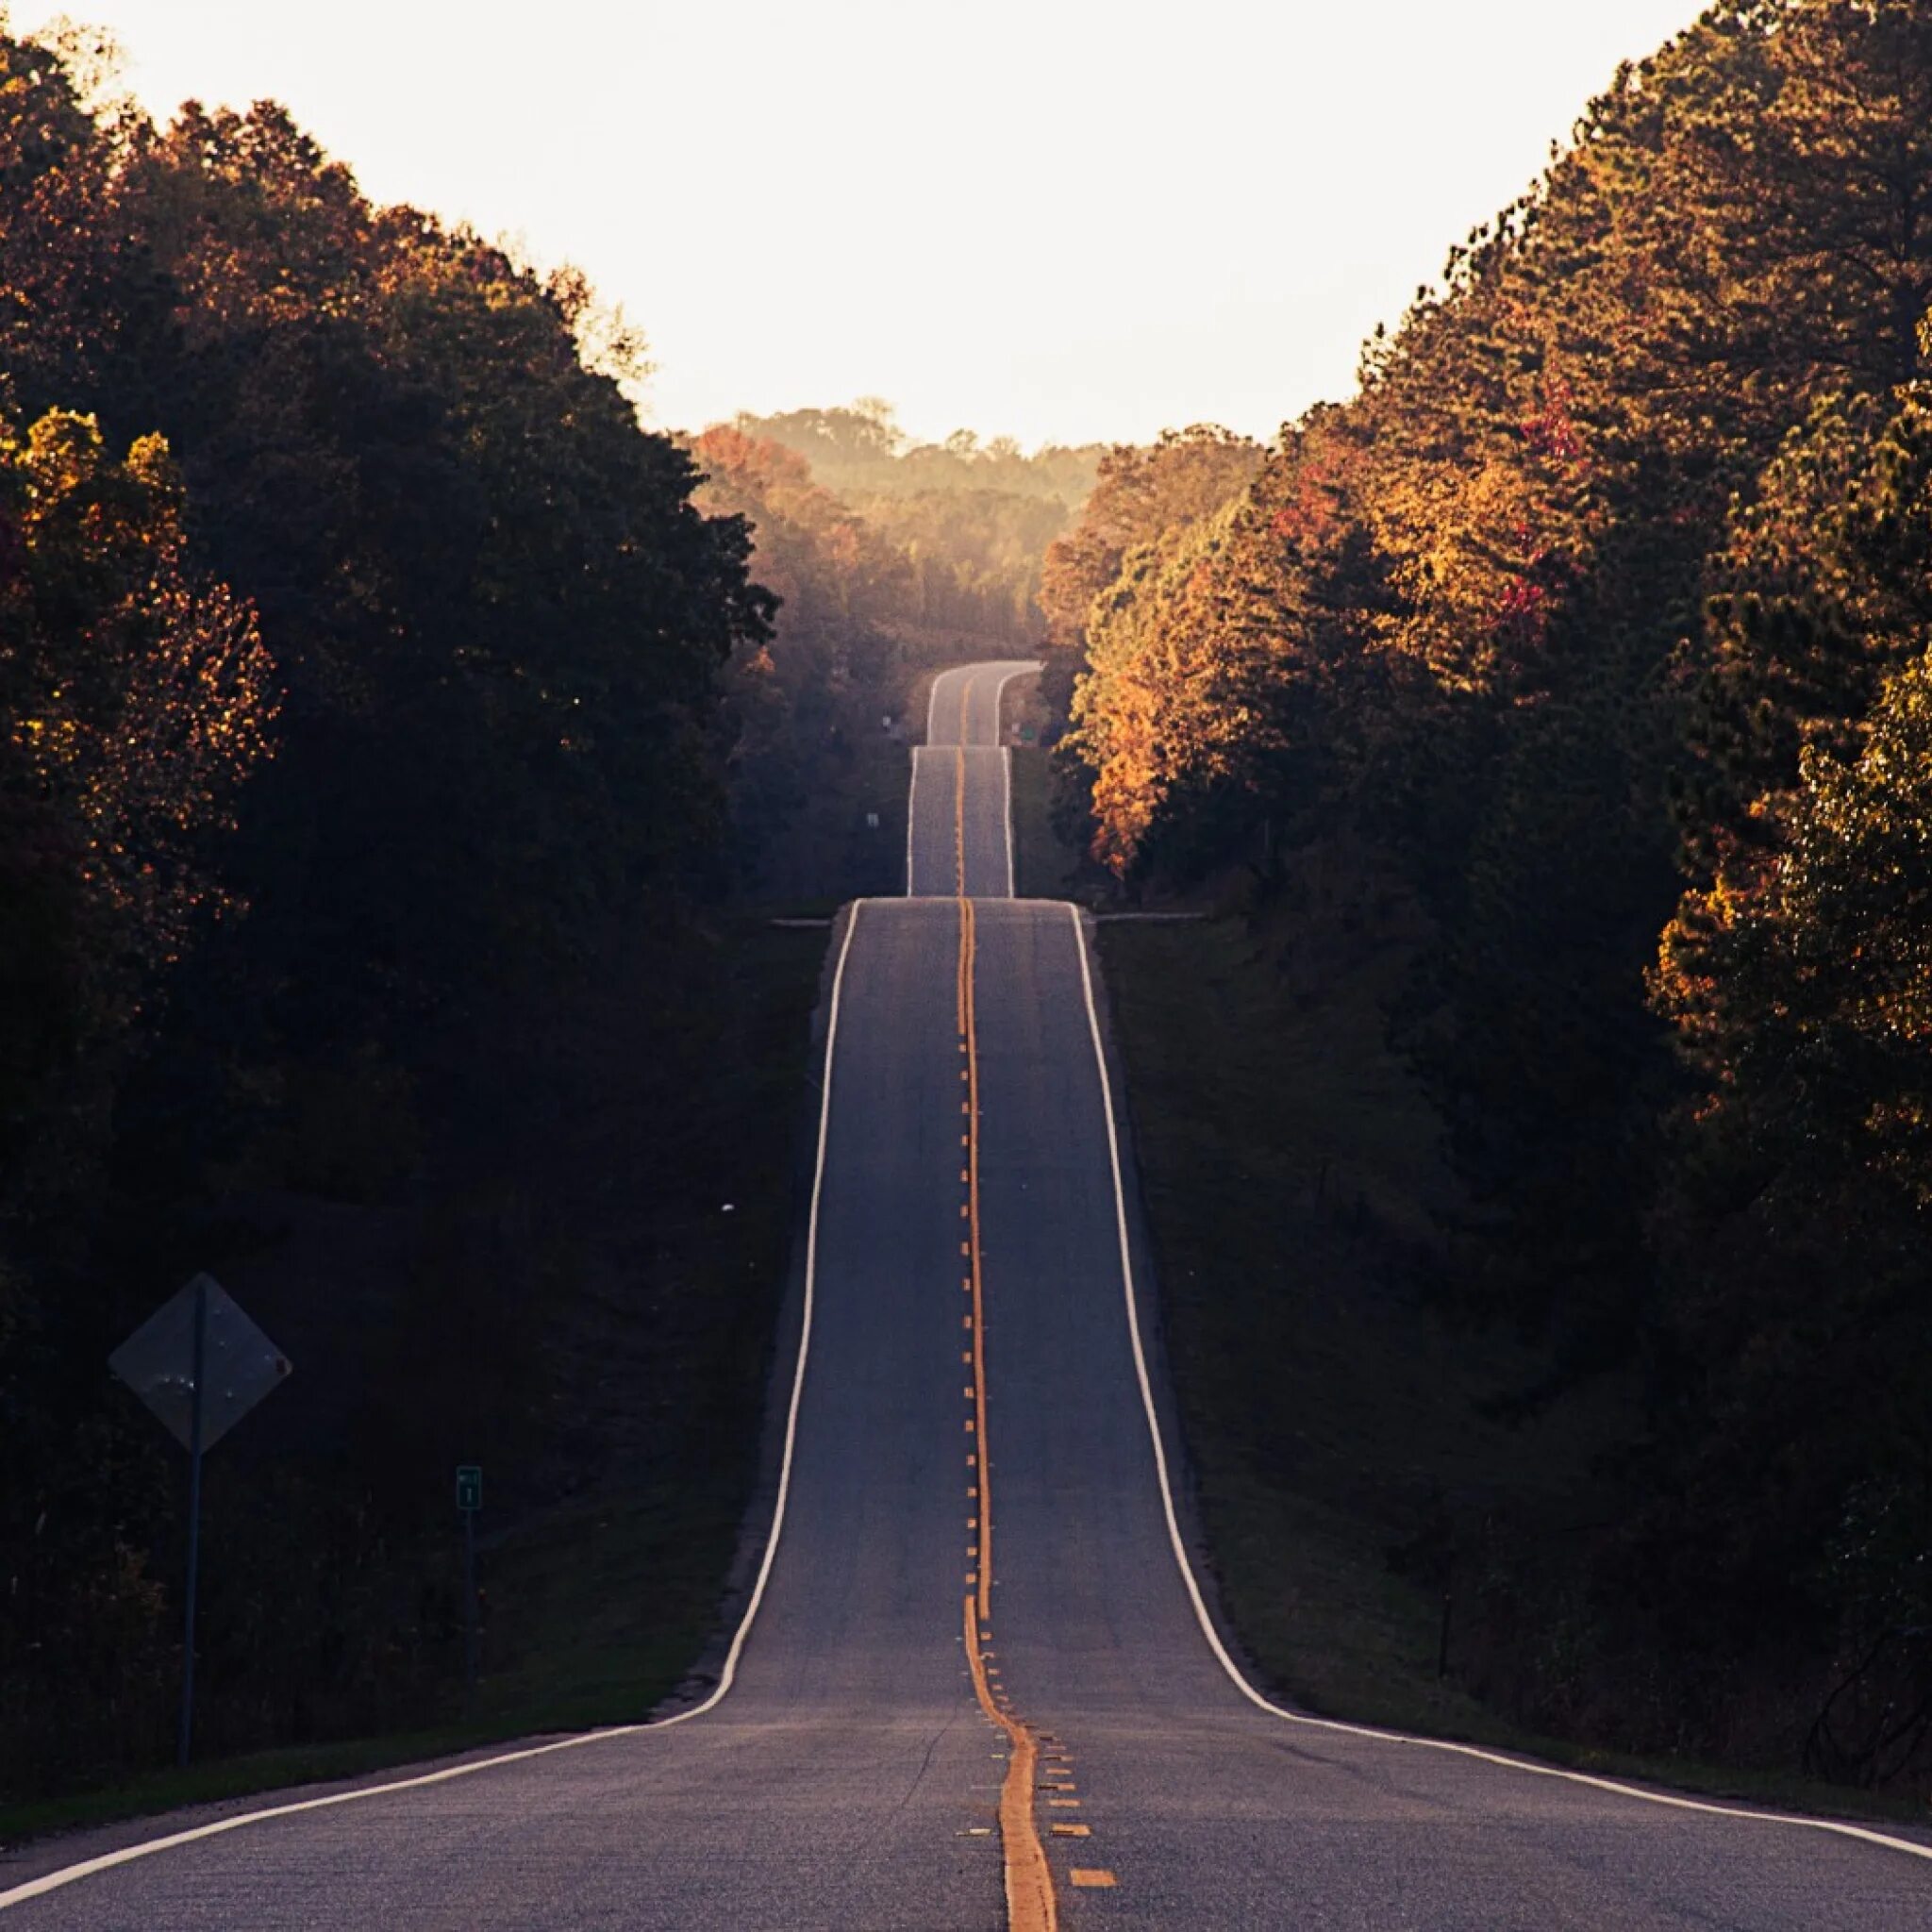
(0, 406, 272, 1190)
(1048, 0, 1932, 1781)
(1039, 425, 1262, 660)
(1658, 380, 1932, 1108)
(0, 27, 778, 1800)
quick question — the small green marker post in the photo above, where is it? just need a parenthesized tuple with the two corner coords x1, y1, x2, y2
(456, 1464, 482, 1694)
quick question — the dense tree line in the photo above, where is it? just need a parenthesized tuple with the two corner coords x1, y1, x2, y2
(1054, 0, 1932, 1789)
(689, 425, 908, 895)
(691, 410, 1105, 896)
(733, 400, 1100, 642)
(0, 26, 782, 1798)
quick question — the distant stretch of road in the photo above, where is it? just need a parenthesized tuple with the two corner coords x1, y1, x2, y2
(5, 659, 1929, 1928)
(907, 659, 1035, 895)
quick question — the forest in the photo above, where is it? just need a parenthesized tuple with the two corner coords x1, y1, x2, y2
(0, 16, 1098, 1809)
(1045, 0, 1932, 1792)
(730, 398, 1097, 647)
(690, 407, 1094, 897)
(0, 21, 853, 1807)
(11, 0, 1932, 1827)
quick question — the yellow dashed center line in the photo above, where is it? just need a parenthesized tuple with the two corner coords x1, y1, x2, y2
(965, 1593, 1057, 1932)
(959, 891, 990, 1622)
(955, 709, 969, 897)
(948, 670, 1091, 1929)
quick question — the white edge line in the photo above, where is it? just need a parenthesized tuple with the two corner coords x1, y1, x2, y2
(1063, 902, 1932, 1873)
(1002, 748, 1014, 899)
(988, 662, 1037, 900)
(0, 903, 872, 1914)
(906, 748, 922, 897)
(924, 664, 948, 747)
(988, 661, 1038, 756)
(919, 661, 1028, 898)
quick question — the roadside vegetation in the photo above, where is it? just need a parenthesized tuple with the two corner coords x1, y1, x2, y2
(694, 407, 1098, 901)
(1041, 0, 1932, 1803)
(0, 924, 826, 1848)
(28, 0, 1932, 1846)
(0, 15, 1091, 1824)
(1091, 905, 1930, 1824)
(0, 20, 947, 1824)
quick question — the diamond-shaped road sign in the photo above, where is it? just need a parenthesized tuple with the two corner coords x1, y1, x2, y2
(109, 1273, 291, 1453)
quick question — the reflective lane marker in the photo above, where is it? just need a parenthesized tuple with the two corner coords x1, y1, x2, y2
(1065, 901, 1932, 1874)
(1070, 1871, 1118, 1890)
(958, 894, 991, 1624)
(958, 841, 1063, 1932)
(966, 1594, 1058, 1932)
(0, 900, 874, 1915)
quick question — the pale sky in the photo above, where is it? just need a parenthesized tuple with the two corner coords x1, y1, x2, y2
(10, 1, 1704, 448)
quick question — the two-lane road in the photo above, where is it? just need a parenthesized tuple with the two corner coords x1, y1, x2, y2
(950, 895, 1932, 1928)
(908, 661, 1037, 896)
(6, 659, 1929, 1928)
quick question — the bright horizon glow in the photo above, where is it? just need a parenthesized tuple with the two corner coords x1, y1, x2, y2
(9, 1, 1705, 449)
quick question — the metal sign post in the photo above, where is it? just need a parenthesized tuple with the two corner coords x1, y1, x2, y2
(109, 1274, 291, 1768)
(457, 1465, 482, 1694)
(179, 1277, 208, 1767)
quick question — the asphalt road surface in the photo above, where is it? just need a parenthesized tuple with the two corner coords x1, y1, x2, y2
(6, 658, 1929, 1929)
(908, 661, 1036, 896)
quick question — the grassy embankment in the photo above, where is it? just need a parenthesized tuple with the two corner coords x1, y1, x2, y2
(1007, 741, 1081, 903)
(1, 910, 833, 1847)
(5, 635, 976, 1847)
(5, 662, 936, 1847)
(1012, 745, 1924, 1823)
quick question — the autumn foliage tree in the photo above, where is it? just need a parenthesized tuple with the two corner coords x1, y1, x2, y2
(1055, 0, 1932, 1784)
(0, 403, 272, 1224)
(0, 27, 773, 1800)
(736, 398, 1099, 642)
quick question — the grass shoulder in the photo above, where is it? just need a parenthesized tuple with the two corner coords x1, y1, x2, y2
(1092, 908, 1927, 1829)
(0, 914, 831, 1850)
